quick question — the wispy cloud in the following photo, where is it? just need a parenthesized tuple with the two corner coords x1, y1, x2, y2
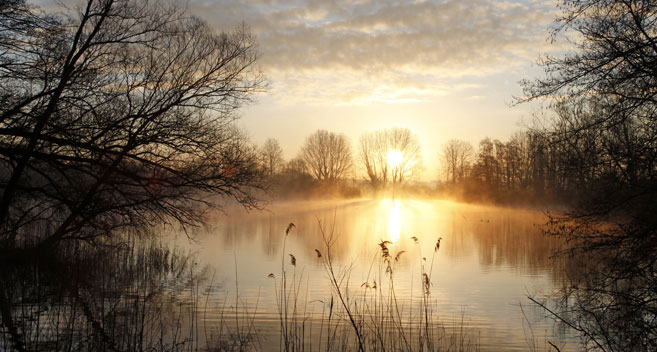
(190, 0, 556, 105)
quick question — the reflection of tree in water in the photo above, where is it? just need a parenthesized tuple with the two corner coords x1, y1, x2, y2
(539, 236, 657, 351)
(477, 218, 563, 274)
(444, 209, 566, 280)
(209, 200, 374, 261)
(0, 242, 232, 352)
(213, 201, 568, 280)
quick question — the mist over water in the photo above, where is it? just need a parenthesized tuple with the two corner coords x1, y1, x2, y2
(0, 198, 577, 351)
(195, 198, 575, 351)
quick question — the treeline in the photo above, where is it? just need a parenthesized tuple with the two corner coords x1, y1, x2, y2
(253, 128, 425, 199)
(438, 133, 548, 204)
(438, 100, 657, 209)
(256, 121, 625, 205)
(437, 126, 603, 205)
(258, 121, 637, 206)
(258, 104, 656, 209)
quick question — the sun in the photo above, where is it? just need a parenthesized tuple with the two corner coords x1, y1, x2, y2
(387, 149, 403, 168)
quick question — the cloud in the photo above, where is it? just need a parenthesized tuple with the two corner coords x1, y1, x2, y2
(189, 0, 557, 105)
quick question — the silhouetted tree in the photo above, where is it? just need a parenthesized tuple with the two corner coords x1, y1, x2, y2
(387, 128, 422, 184)
(0, 0, 265, 249)
(440, 140, 473, 184)
(508, 132, 532, 189)
(301, 130, 352, 181)
(520, 0, 657, 349)
(259, 138, 284, 176)
(359, 131, 388, 188)
(283, 157, 307, 175)
(472, 138, 497, 189)
(359, 127, 422, 187)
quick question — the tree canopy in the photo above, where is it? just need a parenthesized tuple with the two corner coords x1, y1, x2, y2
(0, 0, 265, 249)
(359, 127, 422, 188)
(259, 138, 284, 176)
(301, 130, 352, 181)
(440, 140, 473, 184)
(521, 1, 657, 349)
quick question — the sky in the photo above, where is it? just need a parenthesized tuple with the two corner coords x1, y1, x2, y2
(36, 0, 561, 181)
(185, 0, 559, 180)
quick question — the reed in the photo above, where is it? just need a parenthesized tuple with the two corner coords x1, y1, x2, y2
(268, 221, 480, 352)
(0, 239, 260, 352)
(1, 224, 480, 351)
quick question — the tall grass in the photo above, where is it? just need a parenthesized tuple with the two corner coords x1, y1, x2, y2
(271, 221, 479, 352)
(1, 223, 479, 351)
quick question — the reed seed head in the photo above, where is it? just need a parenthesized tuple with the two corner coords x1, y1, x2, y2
(423, 273, 431, 295)
(435, 237, 442, 252)
(394, 250, 405, 262)
(378, 240, 392, 248)
(286, 222, 296, 235)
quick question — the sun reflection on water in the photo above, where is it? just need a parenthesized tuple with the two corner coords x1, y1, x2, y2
(388, 199, 401, 243)
(196, 199, 568, 351)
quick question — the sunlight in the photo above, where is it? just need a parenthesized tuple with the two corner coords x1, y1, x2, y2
(388, 199, 401, 243)
(387, 149, 403, 168)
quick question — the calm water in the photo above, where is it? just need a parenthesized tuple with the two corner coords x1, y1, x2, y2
(0, 198, 577, 351)
(194, 198, 575, 351)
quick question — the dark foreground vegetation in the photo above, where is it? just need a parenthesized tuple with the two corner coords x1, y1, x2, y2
(0, 226, 480, 352)
(0, 0, 265, 250)
(516, 0, 657, 351)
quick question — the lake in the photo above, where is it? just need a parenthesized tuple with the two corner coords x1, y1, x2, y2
(194, 198, 575, 351)
(0, 198, 576, 351)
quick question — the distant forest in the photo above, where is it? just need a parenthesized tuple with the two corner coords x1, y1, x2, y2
(255, 122, 640, 207)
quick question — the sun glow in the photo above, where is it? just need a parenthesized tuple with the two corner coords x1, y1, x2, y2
(387, 149, 403, 168)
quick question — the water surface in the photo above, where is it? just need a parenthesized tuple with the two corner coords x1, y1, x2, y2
(0, 198, 575, 351)
(196, 198, 574, 351)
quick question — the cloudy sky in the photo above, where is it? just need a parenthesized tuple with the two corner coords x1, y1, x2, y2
(185, 0, 558, 180)
(35, 0, 560, 180)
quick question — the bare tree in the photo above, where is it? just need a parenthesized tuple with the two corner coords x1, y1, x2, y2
(359, 131, 389, 187)
(301, 130, 352, 181)
(471, 138, 498, 188)
(359, 127, 422, 187)
(0, 0, 265, 249)
(519, 1, 657, 349)
(259, 138, 284, 176)
(440, 140, 473, 184)
(283, 157, 307, 175)
(387, 128, 422, 184)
